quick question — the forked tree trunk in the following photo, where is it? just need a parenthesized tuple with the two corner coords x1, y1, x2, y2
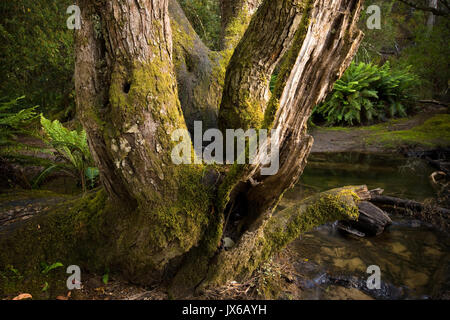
(0, 0, 364, 298)
(169, 0, 262, 134)
(169, 0, 221, 133)
(179, 0, 364, 295)
(232, 0, 364, 227)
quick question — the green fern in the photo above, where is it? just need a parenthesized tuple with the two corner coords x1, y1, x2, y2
(0, 96, 38, 146)
(39, 115, 96, 192)
(313, 62, 418, 126)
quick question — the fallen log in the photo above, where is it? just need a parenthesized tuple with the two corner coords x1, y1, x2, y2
(418, 99, 448, 107)
(370, 194, 450, 216)
(338, 201, 392, 237)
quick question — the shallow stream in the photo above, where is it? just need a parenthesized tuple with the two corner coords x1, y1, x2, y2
(279, 152, 449, 299)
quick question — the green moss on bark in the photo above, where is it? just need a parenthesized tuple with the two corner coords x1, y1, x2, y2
(198, 187, 361, 290)
(0, 165, 217, 296)
(222, 2, 254, 50)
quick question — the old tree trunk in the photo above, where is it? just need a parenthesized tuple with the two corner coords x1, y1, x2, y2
(0, 0, 364, 298)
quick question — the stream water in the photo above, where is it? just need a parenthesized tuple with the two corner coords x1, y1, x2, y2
(279, 152, 450, 300)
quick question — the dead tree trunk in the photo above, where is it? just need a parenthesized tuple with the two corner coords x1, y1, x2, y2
(0, 0, 364, 299)
(370, 194, 450, 215)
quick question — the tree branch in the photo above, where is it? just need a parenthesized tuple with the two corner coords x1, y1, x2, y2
(218, 0, 308, 131)
(397, 0, 449, 16)
(440, 0, 450, 11)
(195, 186, 368, 293)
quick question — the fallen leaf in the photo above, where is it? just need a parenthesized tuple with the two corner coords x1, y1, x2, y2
(56, 295, 69, 300)
(94, 287, 106, 294)
(12, 293, 32, 300)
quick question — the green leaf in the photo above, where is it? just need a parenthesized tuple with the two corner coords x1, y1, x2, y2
(41, 262, 63, 275)
(85, 167, 100, 188)
(102, 273, 109, 285)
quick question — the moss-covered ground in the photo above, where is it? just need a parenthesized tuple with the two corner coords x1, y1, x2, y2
(310, 110, 450, 153)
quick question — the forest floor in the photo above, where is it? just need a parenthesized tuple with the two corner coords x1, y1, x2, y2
(2, 246, 372, 301)
(310, 104, 449, 154)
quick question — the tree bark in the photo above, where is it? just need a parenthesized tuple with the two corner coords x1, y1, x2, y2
(427, 0, 438, 32)
(220, 0, 364, 230)
(220, 0, 263, 50)
(0, 0, 365, 299)
(73, 0, 215, 284)
(338, 201, 392, 237)
(169, 0, 263, 134)
(218, 0, 309, 131)
(370, 194, 450, 215)
(169, 0, 222, 133)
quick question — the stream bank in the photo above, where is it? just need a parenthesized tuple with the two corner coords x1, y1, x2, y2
(310, 107, 449, 154)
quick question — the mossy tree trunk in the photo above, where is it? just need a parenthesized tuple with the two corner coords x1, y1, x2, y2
(169, 0, 221, 134)
(220, 0, 263, 49)
(1, 0, 364, 298)
(223, 0, 364, 229)
(170, 0, 262, 134)
(74, 0, 217, 285)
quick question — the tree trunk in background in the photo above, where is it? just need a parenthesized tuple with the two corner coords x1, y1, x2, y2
(427, 0, 438, 32)
(0, 0, 364, 299)
(169, 0, 263, 134)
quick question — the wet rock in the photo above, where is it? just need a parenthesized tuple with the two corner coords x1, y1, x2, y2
(223, 237, 235, 250)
